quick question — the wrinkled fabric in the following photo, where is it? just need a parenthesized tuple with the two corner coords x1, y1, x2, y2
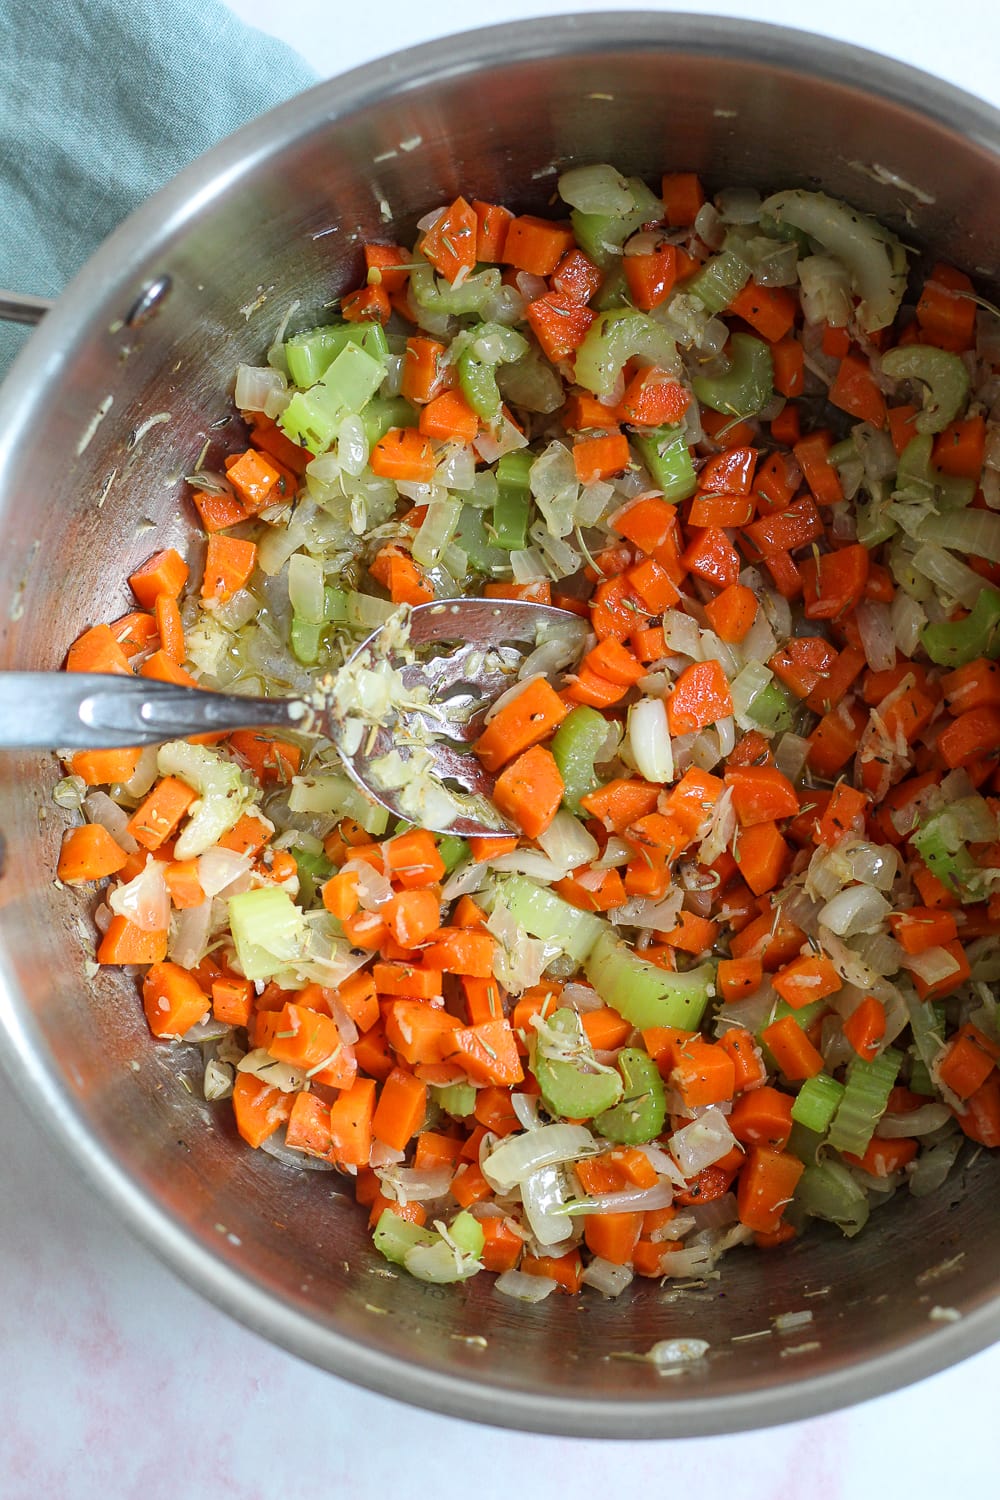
(0, 0, 314, 373)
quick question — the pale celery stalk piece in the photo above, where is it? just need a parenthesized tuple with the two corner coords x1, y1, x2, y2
(156, 740, 254, 859)
(761, 189, 907, 332)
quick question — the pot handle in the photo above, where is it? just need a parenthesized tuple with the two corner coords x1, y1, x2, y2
(0, 291, 53, 326)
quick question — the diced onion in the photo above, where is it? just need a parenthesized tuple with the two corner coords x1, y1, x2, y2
(627, 697, 673, 784)
(109, 857, 170, 932)
(903, 946, 961, 986)
(669, 1108, 738, 1177)
(482, 1124, 596, 1192)
(581, 1257, 634, 1297)
(855, 600, 897, 672)
(876, 1104, 951, 1138)
(495, 1269, 557, 1302)
(536, 811, 599, 872)
(818, 885, 892, 937)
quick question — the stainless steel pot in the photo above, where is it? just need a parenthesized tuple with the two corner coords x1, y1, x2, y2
(1, 12, 998, 1439)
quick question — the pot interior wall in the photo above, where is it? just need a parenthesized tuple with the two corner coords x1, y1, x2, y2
(0, 23, 997, 1434)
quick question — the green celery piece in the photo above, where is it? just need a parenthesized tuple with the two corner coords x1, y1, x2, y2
(408, 258, 502, 315)
(292, 845, 333, 908)
(492, 487, 531, 550)
(285, 322, 389, 387)
(574, 307, 677, 400)
(227, 886, 308, 981)
(592, 265, 631, 311)
(895, 434, 975, 511)
(791, 1072, 845, 1133)
(324, 585, 348, 625)
(881, 345, 970, 434)
(551, 705, 609, 814)
(760, 996, 829, 1042)
(685, 247, 751, 314)
(320, 341, 385, 413)
(911, 811, 985, 903)
(431, 1080, 477, 1118)
(585, 926, 715, 1031)
(361, 395, 418, 447)
(279, 382, 344, 455)
(456, 323, 530, 423)
(453, 504, 512, 578)
(747, 679, 795, 734)
(760, 189, 907, 334)
(290, 615, 323, 665)
(908, 1058, 936, 1096)
(633, 426, 697, 501)
(786, 1120, 825, 1166)
(373, 1209, 435, 1266)
(501, 875, 606, 963)
(496, 450, 534, 489)
(826, 1047, 901, 1157)
(906, 994, 946, 1077)
(532, 1009, 624, 1120)
(793, 1160, 870, 1238)
(692, 332, 774, 418)
(403, 1212, 484, 1283)
(921, 586, 1000, 668)
(437, 834, 469, 874)
(757, 211, 811, 256)
(570, 176, 662, 269)
(854, 486, 897, 549)
(594, 1048, 667, 1144)
(827, 436, 858, 467)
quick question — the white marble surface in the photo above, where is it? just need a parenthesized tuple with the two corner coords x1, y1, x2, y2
(7, 0, 1000, 1493)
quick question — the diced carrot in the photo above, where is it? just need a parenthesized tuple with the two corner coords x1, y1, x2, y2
(369, 543, 434, 606)
(669, 1036, 736, 1108)
(69, 747, 143, 786)
(938, 1022, 999, 1099)
(771, 337, 804, 399)
(666, 659, 734, 737)
(65, 623, 133, 676)
(217, 812, 271, 858)
(526, 292, 595, 362)
(842, 995, 887, 1060)
(724, 765, 800, 828)
(718, 1026, 768, 1092)
(729, 1086, 794, 1150)
(682, 526, 741, 588)
(474, 677, 568, 774)
(211, 976, 253, 1028)
(372, 962, 443, 1000)
(370, 427, 437, 484)
(164, 859, 204, 910)
(128, 548, 189, 608)
(572, 431, 631, 484)
(492, 745, 564, 840)
(229, 730, 301, 785)
(142, 961, 209, 1038)
(372, 1067, 427, 1152)
(760, 1015, 824, 1080)
(717, 956, 764, 1003)
(729, 282, 797, 343)
(800, 545, 870, 620)
(661, 172, 704, 226)
(619, 369, 691, 427)
(232, 1073, 294, 1149)
(57, 824, 128, 883)
(623, 246, 678, 310)
(772, 954, 841, 1009)
(127, 777, 197, 851)
(793, 432, 843, 506)
(383, 828, 446, 888)
(420, 195, 478, 283)
(736, 1147, 804, 1234)
(503, 215, 576, 276)
(418, 389, 479, 443)
(829, 352, 887, 428)
(201, 535, 256, 604)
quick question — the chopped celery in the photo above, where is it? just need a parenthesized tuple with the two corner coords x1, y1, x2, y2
(324, 586, 349, 626)
(532, 1008, 623, 1119)
(791, 1072, 845, 1134)
(793, 1160, 870, 1237)
(760, 189, 906, 333)
(456, 323, 530, 423)
(746, 678, 795, 734)
(594, 1048, 666, 1144)
(156, 740, 251, 859)
(585, 927, 714, 1031)
(373, 1209, 433, 1266)
(921, 585, 1000, 668)
(632, 426, 697, 501)
(569, 175, 662, 269)
(228, 886, 309, 981)
(454, 503, 515, 578)
(574, 308, 677, 400)
(400, 1211, 485, 1284)
(501, 875, 606, 963)
(288, 771, 390, 836)
(284, 322, 389, 388)
(908, 1057, 936, 1096)
(551, 705, 609, 814)
(691, 332, 773, 418)
(290, 615, 323, 664)
(361, 395, 417, 446)
(437, 834, 469, 874)
(895, 434, 976, 511)
(760, 996, 829, 1042)
(408, 258, 502, 315)
(280, 383, 344, 454)
(497, 450, 534, 489)
(906, 994, 946, 1076)
(493, 487, 531, 550)
(592, 264, 631, 311)
(431, 1080, 476, 1118)
(826, 1046, 901, 1157)
(854, 487, 897, 549)
(685, 247, 751, 314)
(321, 341, 385, 412)
(292, 845, 333, 907)
(881, 345, 970, 434)
(911, 806, 987, 902)
(787, 1120, 826, 1166)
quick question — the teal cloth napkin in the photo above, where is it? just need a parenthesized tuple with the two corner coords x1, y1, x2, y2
(0, 0, 316, 374)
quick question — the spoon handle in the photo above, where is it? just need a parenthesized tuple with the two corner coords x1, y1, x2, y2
(0, 674, 311, 750)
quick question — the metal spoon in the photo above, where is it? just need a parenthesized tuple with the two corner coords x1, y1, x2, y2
(0, 599, 588, 837)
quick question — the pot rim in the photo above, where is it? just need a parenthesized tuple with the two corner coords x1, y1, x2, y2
(2, 10, 1000, 1438)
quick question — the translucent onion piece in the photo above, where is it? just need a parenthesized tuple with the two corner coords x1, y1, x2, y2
(855, 600, 897, 672)
(877, 1104, 951, 1138)
(627, 697, 673, 784)
(109, 857, 170, 932)
(495, 1269, 557, 1302)
(581, 1258, 634, 1297)
(818, 884, 892, 937)
(482, 1124, 596, 1192)
(83, 792, 139, 854)
(669, 1108, 738, 1177)
(535, 810, 600, 872)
